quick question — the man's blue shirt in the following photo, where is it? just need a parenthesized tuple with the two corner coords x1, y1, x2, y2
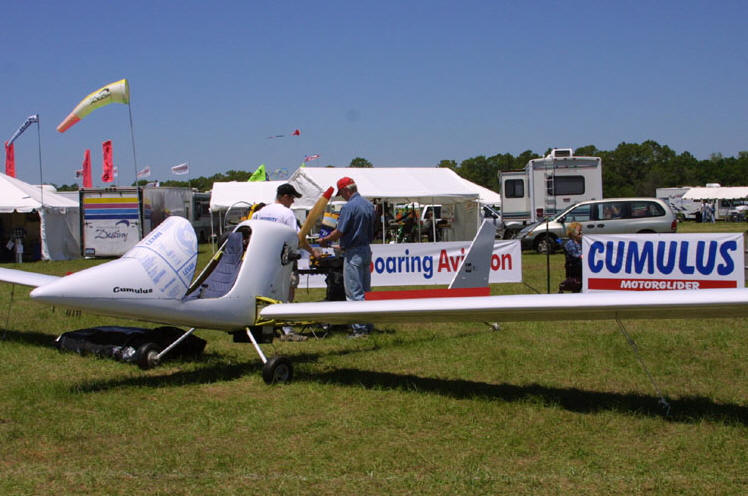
(337, 192, 375, 250)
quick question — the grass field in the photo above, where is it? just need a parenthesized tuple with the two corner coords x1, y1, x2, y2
(0, 222, 746, 494)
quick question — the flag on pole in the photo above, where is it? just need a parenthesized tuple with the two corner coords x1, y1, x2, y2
(81, 149, 92, 188)
(136, 165, 151, 178)
(249, 164, 268, 182)
(5, 142, 15, 177)
(101, 140, 114, 183)
(7, 115, 39, 145)
(171, 162, 189, 175)
(57, 79, 130, 133)
(304, 154, 320, 162)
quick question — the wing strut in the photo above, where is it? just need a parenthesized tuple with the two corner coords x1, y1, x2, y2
(615, 319, 671, 416)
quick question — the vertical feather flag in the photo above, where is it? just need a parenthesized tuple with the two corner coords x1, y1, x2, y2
(5, 142, 15, 177)
(57, 80, 130, 133)
(249, 164, 268, 181)
(82, 149, 92, 188)
(101, 141, 114, 183)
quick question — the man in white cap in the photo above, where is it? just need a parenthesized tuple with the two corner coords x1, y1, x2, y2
(319, 177, 376, 337)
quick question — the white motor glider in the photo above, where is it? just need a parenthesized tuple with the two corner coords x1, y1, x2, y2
(0, 215, 746, 386)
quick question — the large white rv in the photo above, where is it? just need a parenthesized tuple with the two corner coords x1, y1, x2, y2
(499, 148, 602, 237)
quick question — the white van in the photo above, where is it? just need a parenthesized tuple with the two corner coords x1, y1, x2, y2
(518, 198, 678, 253)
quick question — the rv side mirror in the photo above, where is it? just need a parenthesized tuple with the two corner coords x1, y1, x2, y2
(559, 216, 566, 224)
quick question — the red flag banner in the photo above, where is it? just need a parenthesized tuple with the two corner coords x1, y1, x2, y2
(82, 149, 92, 188)
(5, 142, 15, 177)
(101, 140, 114, 183)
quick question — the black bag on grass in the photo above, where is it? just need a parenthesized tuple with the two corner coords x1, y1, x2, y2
(56, 326, 206, 364)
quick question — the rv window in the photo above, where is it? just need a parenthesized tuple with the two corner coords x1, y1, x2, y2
(547, 176, 585, 196)
(504, 179, 524, 198)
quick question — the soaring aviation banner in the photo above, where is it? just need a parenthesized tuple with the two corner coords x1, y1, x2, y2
(583, 233, 745, 291)
(298, 240, 522, 289)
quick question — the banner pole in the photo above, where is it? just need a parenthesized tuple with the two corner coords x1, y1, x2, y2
(36, 118, 44, 206)
(128, 103, 138, 186)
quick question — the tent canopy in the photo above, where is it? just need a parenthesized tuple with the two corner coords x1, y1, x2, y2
(0, 173, 78, 213)
(457, 176, 501, 205)
(683, 186, 748, 200)
(288, 167, 479, 208)
(0, 173, 80, 260)
(209, 181, 286, 212)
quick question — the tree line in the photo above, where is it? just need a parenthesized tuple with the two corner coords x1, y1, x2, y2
(438, 141, 748, 198)
(56, 141, 747, 197)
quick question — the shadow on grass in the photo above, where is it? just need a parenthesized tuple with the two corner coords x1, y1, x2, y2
(300, 367, 748, 425)
(0, 328, 58, 348)
(71, 356, 263, 393)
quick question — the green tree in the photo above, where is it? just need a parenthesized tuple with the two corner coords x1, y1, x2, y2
(350, 157, 373, 168)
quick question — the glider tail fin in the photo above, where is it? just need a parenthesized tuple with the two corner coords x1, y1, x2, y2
(448, 220, 497, 289)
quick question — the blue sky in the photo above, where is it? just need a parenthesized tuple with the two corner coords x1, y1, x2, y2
(1, 0, 746, 187)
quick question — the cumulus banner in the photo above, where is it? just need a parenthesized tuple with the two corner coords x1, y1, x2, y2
(583, 233, 745, 291)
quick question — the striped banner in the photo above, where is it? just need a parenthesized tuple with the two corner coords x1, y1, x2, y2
(83, 196, 139, 220)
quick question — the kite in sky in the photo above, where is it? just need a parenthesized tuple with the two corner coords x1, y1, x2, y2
(266, 129, 301, 139)
(57, 79, 130, 133)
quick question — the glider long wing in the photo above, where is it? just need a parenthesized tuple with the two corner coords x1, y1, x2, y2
(260, 288, 748, 324)
(0, 268, 61, 288)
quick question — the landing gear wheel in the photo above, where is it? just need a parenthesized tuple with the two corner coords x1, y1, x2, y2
(262, 356, 293, 384)
(136, 342, 161, 370)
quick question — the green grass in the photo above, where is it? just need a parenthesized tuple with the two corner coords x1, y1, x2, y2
(0, 222, 746, 494)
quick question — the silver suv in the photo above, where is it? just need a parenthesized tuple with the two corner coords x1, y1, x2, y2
(518, 198, 678, 253)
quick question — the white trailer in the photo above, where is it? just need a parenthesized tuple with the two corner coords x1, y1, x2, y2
(499, 148, 602, 237)
(143, 187, 214, 243)
(80, 187, 148, 257)
(655, 186, 700, 220)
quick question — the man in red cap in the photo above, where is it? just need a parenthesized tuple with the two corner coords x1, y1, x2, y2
(319, 177, 376, 337)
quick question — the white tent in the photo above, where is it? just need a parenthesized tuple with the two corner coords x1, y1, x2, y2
(683, 186, 748, 200)
(289, 167, 480, 207)
(457, 176, 501, 206)
(288, 167, 482, 241)
(0, 173, 80, 260)
(209, 181, 286, 212)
